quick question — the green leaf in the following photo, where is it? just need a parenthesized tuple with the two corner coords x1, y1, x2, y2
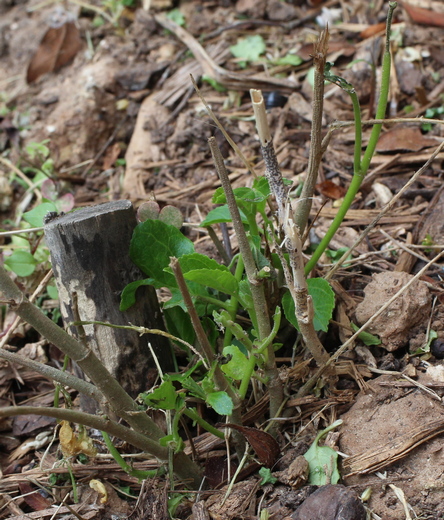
(4, 250, 37, 277)
(120, 278, 155, 311)
(130, 220, 194, 287)
(175, 253, 229, 273)
(259, 467, 277, 485)
(164, 253, 238, 296)
(143, 380, 178, 410)
(47, 284, 58, 299)
(181, 376, 206, 400)
(206, 391, 233, 415)
(26, 140, 50, 161)
(351, 322, 381, 346)
(23, 202, 57, 227)
(252, 176, 271, 197)
(200, 205, 248, 226)
(221, 345, 249, 380)
(304, 420, 342, 485)
(184, 269, 238, 296)
(213, 186, 268, 206)
(167, 8, 185, 26)
(202, 75, 226, 92)
(282, 278, 335, 332)
(164, 306, 196, 347)
(238, 279, 253, 311)
(230, 35, 266, 67)
(274, 53, 303, 66)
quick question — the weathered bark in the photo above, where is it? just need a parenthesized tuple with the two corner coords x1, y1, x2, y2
(44, 200, 174, 398)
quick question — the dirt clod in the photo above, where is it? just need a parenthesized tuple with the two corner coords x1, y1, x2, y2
(291, 484, 366, 520)
(355, 271, 431, 351)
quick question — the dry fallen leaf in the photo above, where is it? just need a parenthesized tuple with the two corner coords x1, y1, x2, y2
(19, 482, 52, 511)
(59, 420, 97, 458)
(89, 479, 108, 504)
(400, 1, 444, 28)
(223, 423, 280, 468)
(376, 125, 440, 153)
(315, 180, 347, 200)
(27, 8, 81, 84)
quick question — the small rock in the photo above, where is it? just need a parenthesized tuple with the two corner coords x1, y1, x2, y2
(292, 485, 366, 520)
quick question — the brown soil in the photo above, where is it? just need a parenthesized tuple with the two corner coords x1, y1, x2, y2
(1, 0, 444, 519)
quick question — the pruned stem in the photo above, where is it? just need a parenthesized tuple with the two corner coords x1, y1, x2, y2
(0, 348, 104, 404)
(305, 2, 397, 275)
(294, 27, 329, 234)
(208, 137, 283, 419)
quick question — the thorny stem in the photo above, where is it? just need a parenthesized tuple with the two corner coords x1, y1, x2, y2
(208, 137, 283, 420)
(294, 27, 329, 234)
(304, 2, 397, 275)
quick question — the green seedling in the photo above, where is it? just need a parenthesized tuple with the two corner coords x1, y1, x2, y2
(422, 106, 444, 132)
(303, 419, 342, 485)
(230, 35, 266, 68)
(259, 467, 277, 485)
(167, 8, 185, 27)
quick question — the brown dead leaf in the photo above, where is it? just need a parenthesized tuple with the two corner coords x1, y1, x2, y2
(59, 421, 97, 457)
(360, 22, 386, 39)
(376, 125, 440, 153)
(223, 424, 280, 468)
(400, 1, 444, 28)
(27, 13, 81, 84)
(102, 142, 123, 170)
(315, 180, 346, 200)
(18, 482, 52, 511)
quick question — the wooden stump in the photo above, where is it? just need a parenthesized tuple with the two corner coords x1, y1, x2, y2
(44, 200, 174, 398)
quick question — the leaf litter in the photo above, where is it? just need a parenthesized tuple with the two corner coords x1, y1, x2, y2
(0, 0, 444, 519)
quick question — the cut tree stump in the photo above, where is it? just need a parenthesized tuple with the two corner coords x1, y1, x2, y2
(44, 200, 174, 399)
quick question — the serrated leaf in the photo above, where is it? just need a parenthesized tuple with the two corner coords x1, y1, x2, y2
(304, 420, 342, 485)
(206, 391, 233, 415)
(23, 202, 57, 227)
(130, 220, 194, 287)
(282, 278, 335, 332)
(220, 345, 249, 380)
(4, 250, 37, 277)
